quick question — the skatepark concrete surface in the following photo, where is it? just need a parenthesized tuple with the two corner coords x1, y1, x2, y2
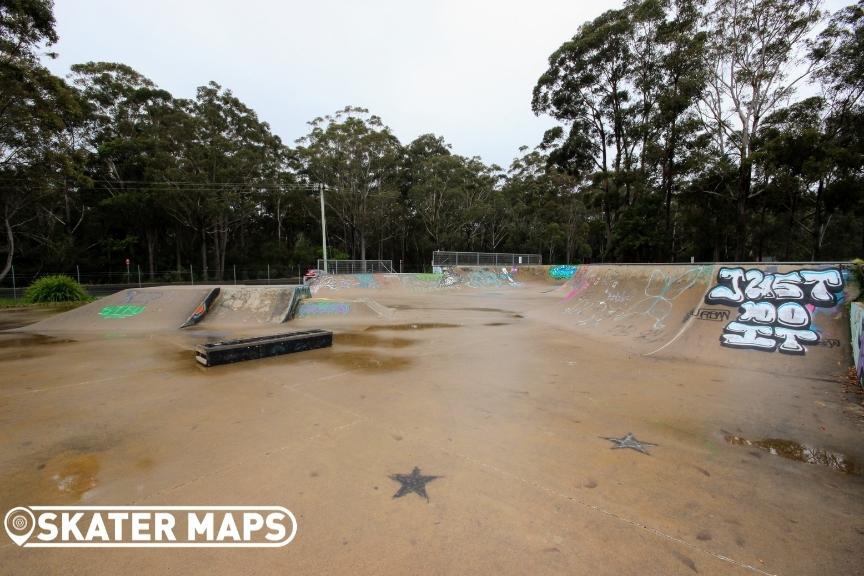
(1, 264, 863, 575)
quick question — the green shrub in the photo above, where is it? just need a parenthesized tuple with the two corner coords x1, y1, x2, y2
(23, 275, 90, 304)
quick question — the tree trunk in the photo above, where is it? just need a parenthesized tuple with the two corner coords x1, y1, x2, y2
(734, 158, 752, 261)
(218, 225, 228, 281)
(175, 228, 182, 275)
(784, 190, 798, 261)
(663, 119, 678, 261)
(0, 213, 13, 283)
(812, 178, 823, 260)
(200, 228, 208, 281)
(146, 229, 156, 280)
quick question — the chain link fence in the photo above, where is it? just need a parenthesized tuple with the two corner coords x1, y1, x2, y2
(316, 260, 394, 274)
(431, 251, 542, 267)
(0, 264, 319, 301)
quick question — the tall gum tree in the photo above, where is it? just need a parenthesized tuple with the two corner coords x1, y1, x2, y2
(296, 107, 401, 263)
(0, 0, 79, 282)
(699, 0, 822, 259)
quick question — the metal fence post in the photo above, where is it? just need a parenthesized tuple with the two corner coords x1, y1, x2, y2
(76, 264, 81, 285)
(267, 264, 270, 285)
(234, 265, 237, 285)
(190, 265, 194, 286)
(137, 265, 142, 287)
(11, 264, 16, 301)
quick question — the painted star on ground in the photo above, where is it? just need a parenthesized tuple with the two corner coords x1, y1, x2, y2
(389, 467, 441, 501)
(601, 432, 658, 455)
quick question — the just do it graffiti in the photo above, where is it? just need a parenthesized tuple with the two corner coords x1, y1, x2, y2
(705, 267, 844, 355)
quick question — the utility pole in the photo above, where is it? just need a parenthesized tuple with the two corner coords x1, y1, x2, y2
(319, 183, 328, 273)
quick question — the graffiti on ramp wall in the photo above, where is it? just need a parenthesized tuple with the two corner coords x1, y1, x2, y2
(98, 289, 164, 319)
(705, 267, 844, 355)
(99, 305, 146, 319)
(549, 265, 578, 280)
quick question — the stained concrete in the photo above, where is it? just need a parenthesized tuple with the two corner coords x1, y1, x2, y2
(0, 266, 862, 575)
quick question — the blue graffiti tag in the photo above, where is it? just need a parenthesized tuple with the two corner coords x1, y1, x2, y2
(549, 265, 578, 280)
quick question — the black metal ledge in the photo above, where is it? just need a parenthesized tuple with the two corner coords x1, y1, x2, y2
(195, 329, 332, 367)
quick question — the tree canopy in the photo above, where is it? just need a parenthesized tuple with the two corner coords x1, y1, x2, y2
(1, 0, 862, 283)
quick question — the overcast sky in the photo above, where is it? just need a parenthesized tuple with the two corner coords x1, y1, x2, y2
(45, 0, 620, 168)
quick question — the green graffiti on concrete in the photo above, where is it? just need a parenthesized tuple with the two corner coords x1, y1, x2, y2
(99, 305, 146, 319)
(416, 273, 443, 282)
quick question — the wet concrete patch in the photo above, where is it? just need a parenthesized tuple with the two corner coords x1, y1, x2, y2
(1, 448, 103, 509)
(0, 333, 76, 361)
(43, 450, 101, 499)
(672, 550, 698, 573)
(336, 332, 416, 348)
(724, 433, 861, 475)
(390, 305, 511, 314)
(364, 323, 459, 332)
(0, 305, 80, 330)
(0, 333, 75, 348)
(316, 350, 413, 372)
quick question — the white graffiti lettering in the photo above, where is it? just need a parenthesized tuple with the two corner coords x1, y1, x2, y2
(706, 267, 844, 355)
(738, 301, 776, 324)
(771, 272, 804, 300)
(720, 322, 777, 351)
(773, 327, 819, 355)
(799, 269, 843, 304)
(706, 268, 746, 304)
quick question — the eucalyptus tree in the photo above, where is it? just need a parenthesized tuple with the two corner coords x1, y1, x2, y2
(699, 0, 822, 259)
(649, 0, 708, 259)
(810, 1, 864, 255)
(70, 62, 184, 278)
(179, 82, 284, 280)
(296, 107, 402, 262)
(0, 0, 81, 281)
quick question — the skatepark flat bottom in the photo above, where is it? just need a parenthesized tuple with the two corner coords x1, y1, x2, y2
(0, 275, 863, 575)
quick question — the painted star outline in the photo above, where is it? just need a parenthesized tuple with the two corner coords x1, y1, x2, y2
(601, 432, 657, 455)
(388, 467, 441, 501)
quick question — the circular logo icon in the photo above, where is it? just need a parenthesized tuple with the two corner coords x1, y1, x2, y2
(4, 507, 35, 546)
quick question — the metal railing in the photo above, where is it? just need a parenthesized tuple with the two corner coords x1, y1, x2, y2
(432, 251, 542, 267)
(317, 259, 394, 274)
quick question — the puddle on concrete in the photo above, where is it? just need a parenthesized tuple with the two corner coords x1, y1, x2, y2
(0, 333, 76, 361)
(364, 323, 459, 332)
(317, 350, 412, 372)
(724, 433, 861, 475)
(0, 305, 79, 330)
(336, 333, 416, 348)
(0, 333, 75, 348)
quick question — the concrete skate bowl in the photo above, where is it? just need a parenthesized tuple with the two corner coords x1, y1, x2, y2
(529, 263, 859, 379)
(306, 265, 570, 298)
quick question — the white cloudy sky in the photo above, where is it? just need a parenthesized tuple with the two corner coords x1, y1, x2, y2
(46, 0, 850, 168)
(45, 0, 618, 167)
